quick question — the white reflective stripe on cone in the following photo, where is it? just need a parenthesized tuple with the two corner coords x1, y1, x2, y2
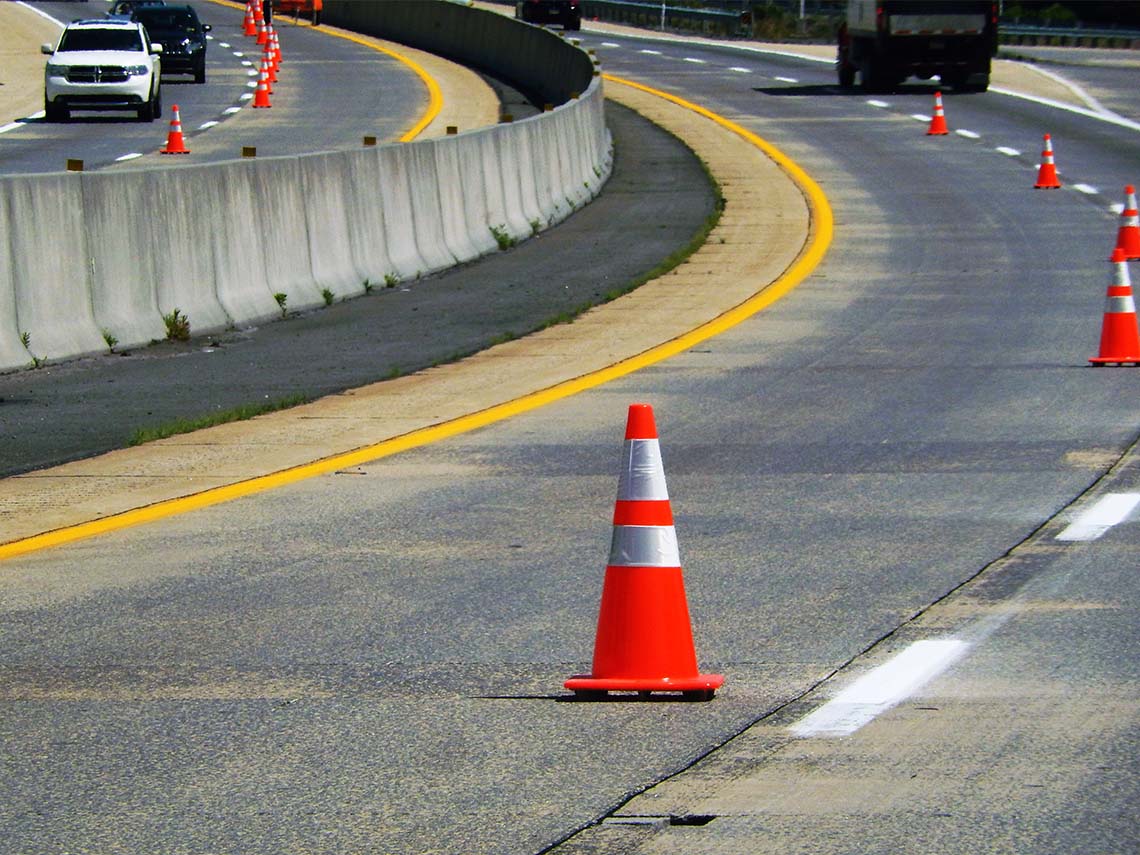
(617, 439, 669, 501)
(609, 525, 681, 567)
(1106, 295, 1137, 313)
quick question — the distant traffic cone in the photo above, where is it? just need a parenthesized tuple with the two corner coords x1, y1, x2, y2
(926, 91, 949, 135)
(1090, 249, 1140, 365)
(252, 67, 272, 107)
(256, 16, 269, 46)
(1113, 185, 1140, 260)
(565, 404, 724, 701)
(160, 104, 189, 154)
(242, 0, 257, 36)
(271, 27, 282, 67)
(263, 47, 277, 84)
(1034, 134, 1062, 189)
(253, 0, 264, 24)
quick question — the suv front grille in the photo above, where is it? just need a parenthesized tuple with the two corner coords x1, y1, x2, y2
(66, 66, 132, 84)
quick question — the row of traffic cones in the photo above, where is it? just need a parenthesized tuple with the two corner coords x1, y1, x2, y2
(160, 2, 280, 152)
(925, 92, 1140, 364)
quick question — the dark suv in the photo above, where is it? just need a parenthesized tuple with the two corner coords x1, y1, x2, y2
(132, 4, 210, 83)
(515, 0, 581, 30)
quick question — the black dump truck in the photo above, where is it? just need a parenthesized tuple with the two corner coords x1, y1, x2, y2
(837, 0, 998, 92)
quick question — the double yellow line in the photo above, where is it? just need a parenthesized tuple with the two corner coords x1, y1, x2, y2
(0, 66, 832, 562)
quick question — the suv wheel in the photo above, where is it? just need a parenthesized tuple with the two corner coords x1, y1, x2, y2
(194, 60, 206, 84)
(44, 99, 69, 122)
(138, 87, 159, 121)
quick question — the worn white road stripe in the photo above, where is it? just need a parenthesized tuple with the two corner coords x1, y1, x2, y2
(601, 42, 621, 47)
(1073, 183, 1098, 195)
(775, 76, 798, 83)
(956, 129, 981, 139)
(683, 57, 706, 64)
(791, 639, 969, 738)
(729, 66, 751, 73)
(866, 99, 890, 108)
(639, 49, 661, 55)
(115, 152, 144, 162)
(996, 146, 1021, 156)
(1056, 493, 1140, 542)
(910, 113, 930, 122)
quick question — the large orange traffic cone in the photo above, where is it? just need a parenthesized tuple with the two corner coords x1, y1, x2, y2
(1113, 185, 1140, 261)
(565, 404, 724, 701)
(271, 26, 282, 67)
(1089, 248, 1140, 366)
(252, 66, 272, 107)
(160, 104, 189, 154)
(926, 91, 949, 135)
(242, 0, 257, 36)
(1034, 133, 1062, 189)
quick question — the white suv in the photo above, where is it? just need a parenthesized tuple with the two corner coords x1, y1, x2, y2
(42, 19, 163, 122)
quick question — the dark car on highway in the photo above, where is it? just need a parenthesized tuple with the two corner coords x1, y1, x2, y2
(132, 4, 210, 83)
(515, 0, 581, 30)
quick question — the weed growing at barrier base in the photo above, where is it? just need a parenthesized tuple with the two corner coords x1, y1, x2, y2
(529, 219, 541, 237)
(490, 224, 516, 251)
(102, 330, 118, 351)
(19, 331, 30, 350)
(163, 309, 191, 342)
(274, 292, 288, 316)
(322, 288, 335, 306)
(128, 392, 310, 446)
(363, 279, 374, 294)
(384, 272, 400, 288)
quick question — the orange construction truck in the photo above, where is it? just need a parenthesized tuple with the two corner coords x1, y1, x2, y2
(274, 0, 321, 25)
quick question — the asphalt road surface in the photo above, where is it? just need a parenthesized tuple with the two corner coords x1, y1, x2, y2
(2, 20, 1138, 855)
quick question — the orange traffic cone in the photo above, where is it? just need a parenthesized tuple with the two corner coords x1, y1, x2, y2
(160, 104, 189, 154)
(263, 47, 277, 84)
(242, 0, 257, 36)
(253, 0, 264, 24)
(565, 404, 724, 701)
(926, 91, 949, 135)
(1090, 248, 1140, 366)
(271, 27, 282, 67)
(252, 66, 272, 107)
(256, 17, 268, 46)
(1113, 185, 1140, 260)
(1034, 133, 1062, 189)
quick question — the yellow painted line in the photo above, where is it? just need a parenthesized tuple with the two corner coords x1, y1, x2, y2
(204, 0, 442, 140)
(0, 77, 831, 563)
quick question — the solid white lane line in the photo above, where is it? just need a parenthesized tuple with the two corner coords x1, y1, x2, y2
(1056, 493, 1140, 542)
(791, 639, 970, 738)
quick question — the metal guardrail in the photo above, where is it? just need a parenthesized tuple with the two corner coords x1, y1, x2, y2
(999, 23, 1140, 48)
(492, 0, 1140, 48)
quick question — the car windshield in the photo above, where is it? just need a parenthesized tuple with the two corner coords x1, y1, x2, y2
(134, 10, 198, 31)
(57, 29, 144, 52)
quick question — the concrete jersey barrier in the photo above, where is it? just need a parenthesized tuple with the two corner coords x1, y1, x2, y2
(0, 0, 611, 373)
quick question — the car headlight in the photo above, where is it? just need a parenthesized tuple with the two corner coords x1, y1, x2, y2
(126, 64, 150, 76)
(45, 62, 68, 76)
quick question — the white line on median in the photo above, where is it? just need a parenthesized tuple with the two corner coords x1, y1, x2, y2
(1056, 493, 1140, 542)
(791, 639, 970, 738)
